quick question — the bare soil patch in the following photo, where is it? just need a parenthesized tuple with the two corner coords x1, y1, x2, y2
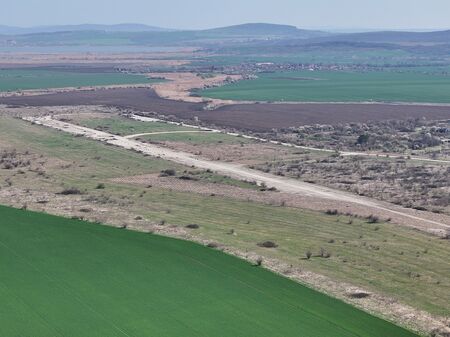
(0, 88, 204, 114)
(213, 103, 450, 132)
(149, 72, 241, 104)
(158, 141, 300, 164)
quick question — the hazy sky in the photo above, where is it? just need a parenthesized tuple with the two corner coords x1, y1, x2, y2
(3, 0, 450, 30)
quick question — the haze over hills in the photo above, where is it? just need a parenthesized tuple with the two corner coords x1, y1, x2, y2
(0, 22, 326, 38)
(312, 30, 450, 44)
(0, 23, 173, 35)
(1, 22, 449, 57)
(203, 23, 327, 38)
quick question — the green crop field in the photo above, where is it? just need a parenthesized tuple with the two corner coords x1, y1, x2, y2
(201, 70, 450, 103)
(77, 116, 249, 144)
(77, 116, 194, 135)
(0, 205, 419, 337)
(0, 69, 161, 92)
(138, 131, 248, 144)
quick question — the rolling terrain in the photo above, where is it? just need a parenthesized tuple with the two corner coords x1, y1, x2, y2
(1, 21, 449, 336)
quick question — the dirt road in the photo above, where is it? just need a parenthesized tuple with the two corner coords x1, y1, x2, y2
(24, 115, 450, 235)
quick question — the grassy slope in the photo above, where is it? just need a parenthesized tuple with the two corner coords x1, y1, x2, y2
(0, 205, 419, 337)
(138, 132, 247, 144)
(78, 116, 194, 135)
(1, 117, 449, 317)
(0, 69, 160, 92)
(78, 116, 250, 144)
(201, 70, 450, 103)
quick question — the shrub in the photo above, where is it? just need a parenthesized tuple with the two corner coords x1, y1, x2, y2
(96, 183, 105, 189)
(59, 187, 82, 195)
(160, 169, 176, 177)
(185, 224, 200, 229)
(325, 209, 339, 215)
(257, 241, 278, 248)
(348, 292, 370, 299)
(366, 215, 380, 223)
(255, 257, 263, 266)
(305, 250, 312, 260)
(79, 208, 92, 213)
(319, 247, 331, 258)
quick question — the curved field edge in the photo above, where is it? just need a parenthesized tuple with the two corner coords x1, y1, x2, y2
(0, 205, 420, 337)
(200, 71, 450, 103)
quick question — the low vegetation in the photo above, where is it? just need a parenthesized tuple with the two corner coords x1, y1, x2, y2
(255, 154, 450, 214)
(253, 118, 449, 158)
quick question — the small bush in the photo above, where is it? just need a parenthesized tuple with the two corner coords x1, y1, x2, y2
(319, 247, 331, 258)
(366, 215, 380, 223)
(186, 224, 200, 229)
(59, 187, 82, 195)
(325, 209, 339, 215)
(255, 257, 263, 266)
(96, 183, 105, 189)
(257, 241, 278, 248)
(160, 169, 176, 177)
(305, 250, 312, 260)
(348, 292, 370, 299)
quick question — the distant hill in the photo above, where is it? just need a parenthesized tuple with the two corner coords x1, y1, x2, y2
(313, 30, 450, 44)
(205, 23, 298, 35)
(0, 23, 172, 35)
(0, 23, 330, 47)
(203, 23, 328, 39)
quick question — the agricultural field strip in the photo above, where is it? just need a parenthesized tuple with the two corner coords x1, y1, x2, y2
(23, 115, 450, 234)
(130, 115, 450, 164)
(0, 237, 133, 337)
(201, 71, 450, 104)
(0, 68, 161, 94)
